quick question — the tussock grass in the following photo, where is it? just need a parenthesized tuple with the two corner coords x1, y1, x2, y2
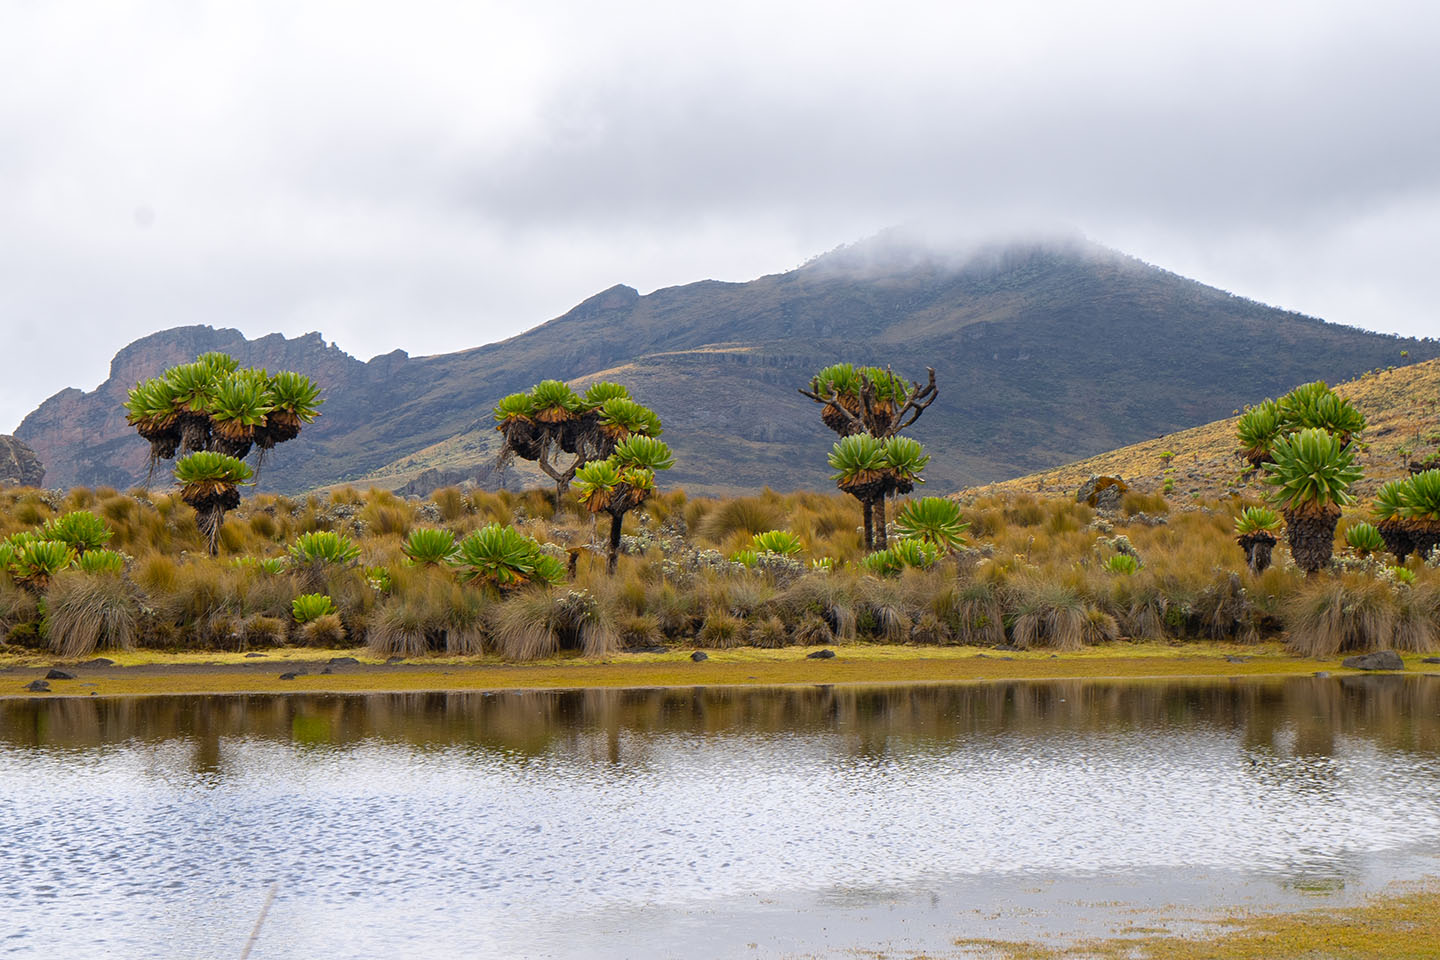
(42, 571, 138, 658)
(3, 481, 1440, 661)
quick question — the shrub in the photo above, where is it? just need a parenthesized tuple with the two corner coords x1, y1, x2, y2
(75, 549, 126, 575)
(1102, 554, 1140, 575)
(12, 540, 76, 592)
(42, 571, 138, 658)
(451, 523, 565, 589)
(41, 511, 113, 554)
(291, 594, 337, 624)
(290, 531, 361, 566)
(301, 613, 347, 647)
(751, 530, 803, 557)
(491, 589, 616, 659)
(1344, 522, 1386, 557)
(894, 497, 969, 551)
(1285, 576, 1397, 657)
(402, 528, 458, 566)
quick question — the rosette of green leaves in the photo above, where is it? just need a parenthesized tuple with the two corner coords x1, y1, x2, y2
(829, 434, 886, 486)
(75, 549, 126, 574)
(450, 523, 563, 588)
(1373, 478, 1410, 521)
(751, 530, 803, 557)
(610, 434, 674, 472)
(890, 537, 938, 569)
(402, 528, 458, 566)
(267, 371, 323, 421)
(861, 366, 908, 404)
(174, 451, 255, 486)
(1236, 400, 1283, 464)
(42, 511, 113, 554)
(1234, 506, 1282, 535)
(894, 497, 968, 551)
(729, 549, 760, 567)
(210, 375, 274, 430)
(1102, 554, 1140, 575)
(880, 436, 929, 484)
(125, 377, 181, 426)
(597, 397, 662, 437)
(12, 540, 76, 589)
(581, 381, 630, 409)
(289, 530, 360, 566)
(574, 459, 623, 512)
(493, 392, 536, 424)
(529, 379, 582, 420)
(1400, 469, 1440, 522)
(1344, 522, 1385, 555)
(292, 593, 337, 624)
(164, 361, 218, 414)
(1261, 428, 1362, 513)
(232, 556, 289, 575)
(196, 352, 241, 377)
(811, 363, 862, 400)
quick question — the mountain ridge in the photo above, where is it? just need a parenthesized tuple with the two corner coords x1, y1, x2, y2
(16, 235, 1439, 495)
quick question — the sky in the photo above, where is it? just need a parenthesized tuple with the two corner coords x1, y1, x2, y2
(3, 0, 1438, 431)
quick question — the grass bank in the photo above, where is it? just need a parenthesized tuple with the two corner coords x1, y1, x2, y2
(952, 882, 1440, 959)
(4, 641, 1434, 698)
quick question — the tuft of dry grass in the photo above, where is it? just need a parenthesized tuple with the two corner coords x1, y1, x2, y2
(41, 572, 139, 658)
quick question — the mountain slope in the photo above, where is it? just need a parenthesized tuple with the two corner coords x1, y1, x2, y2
(972, 358, 1440, 503)
(17, 234, 1439, 495)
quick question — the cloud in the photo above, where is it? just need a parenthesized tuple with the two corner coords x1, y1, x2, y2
(2, 0, 1437, 430)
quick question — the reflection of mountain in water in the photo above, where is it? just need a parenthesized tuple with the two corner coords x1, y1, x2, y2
(5, 676, 1440, 774)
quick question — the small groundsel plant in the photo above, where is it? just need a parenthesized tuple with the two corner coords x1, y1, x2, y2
(75, 549, 126, 575)
(402, 528, 459, 566)
(292, 593, 337, 624)
(290, 530, 361, 566)
(231, 556, 289, 575)
(451, 523, 565, 590)
(1344, 522, 1386, 557)
(894, 497, 969, 552)
(1102, 554, 1140, 575)
(750, 530, 803, 557)
(12, 540, 76, 592)
(41, 511, 113, 554)
(861, 537, 938, 576)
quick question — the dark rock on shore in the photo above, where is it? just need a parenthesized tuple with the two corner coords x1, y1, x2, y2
(278, 671, 308, 680)
(81, 658, 115, 667)
(690, 651, 709, 662)
(806, 649, 836, 659)
(45, 669, 76, 680)
(328, 657, 359, 666)
(24, 680, 51, 692)
(1342, 651, 1404, 671)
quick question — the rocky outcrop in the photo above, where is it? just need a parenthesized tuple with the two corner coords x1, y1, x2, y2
(0, 436, 44, 487)
(1076, 475, 1128, 511)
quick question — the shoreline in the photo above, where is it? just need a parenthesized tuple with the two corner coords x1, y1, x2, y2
(3, 641, 1434, 698)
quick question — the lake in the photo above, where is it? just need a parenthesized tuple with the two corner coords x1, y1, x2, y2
(3, 676, 1440, 958)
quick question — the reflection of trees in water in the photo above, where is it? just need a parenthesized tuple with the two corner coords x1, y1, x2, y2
(4, 677, 1440, 776)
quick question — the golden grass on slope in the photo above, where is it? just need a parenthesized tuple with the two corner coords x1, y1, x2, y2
(973, 357, 1440, 503)
(951, 882, 1440, 960)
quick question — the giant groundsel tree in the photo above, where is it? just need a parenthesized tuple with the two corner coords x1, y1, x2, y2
(495, 380, 662, 507)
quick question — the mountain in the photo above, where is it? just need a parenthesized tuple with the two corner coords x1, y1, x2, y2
(16, 233, 1439, 495)
(972, 357, 1440, 504)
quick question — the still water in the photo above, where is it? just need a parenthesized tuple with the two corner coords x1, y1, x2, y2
(3, 676, 1440, 958)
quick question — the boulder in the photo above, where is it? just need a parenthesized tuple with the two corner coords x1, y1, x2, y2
(0, 436, 44, 487)
(327, 656, 359, 666)
(1341, 651, 1404, 671)
(45, 669, 76, 680)
(690, 651, 709, 662)
(1076, 475, 1128, 511)
(806, 649, 837, 659)
(24, 680, 50, 692)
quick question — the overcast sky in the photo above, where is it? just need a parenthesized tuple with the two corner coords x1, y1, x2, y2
(3, 0, 1438, 431)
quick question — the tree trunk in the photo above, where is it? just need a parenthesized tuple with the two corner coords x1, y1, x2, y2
(873, 496, 888, 550)
(606, 510, 624, 574)
(1250, 538, 1274, 574)
(1283, 508, 1339, 575)
(862, 500, 874, 551)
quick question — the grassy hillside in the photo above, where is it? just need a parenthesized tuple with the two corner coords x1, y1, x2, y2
(975, 357, 1440, 502)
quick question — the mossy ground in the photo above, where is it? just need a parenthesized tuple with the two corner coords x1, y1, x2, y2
(947, 883, 1440, 959)
(3, 641, 1431, 698)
